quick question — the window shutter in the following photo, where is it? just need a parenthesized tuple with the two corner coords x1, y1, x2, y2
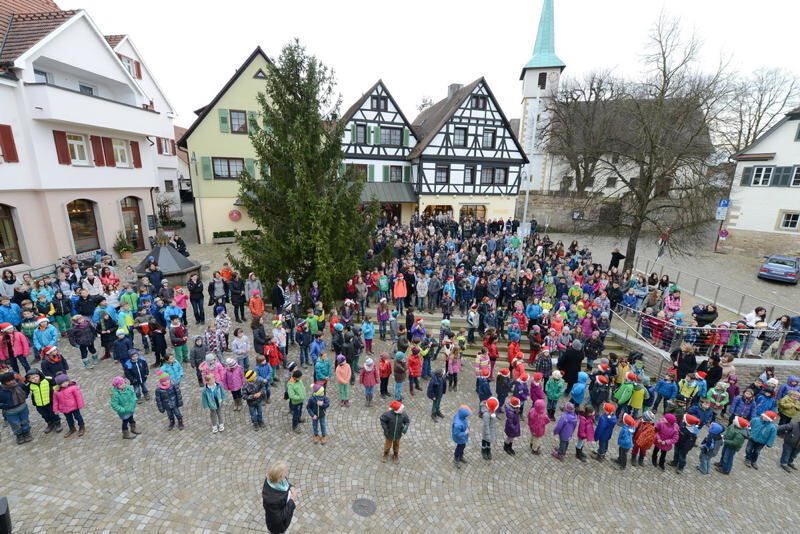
(368, 164, 375, 182)
(170, 140, 177, 154)
(374, 126, 381, 145)
(740, 167, 753, 186)
(244, 158, 256, 177)
(247, 111, 257, 129)
(350, 124, 356, 144)
(102, 137, 116, 167)
(0, 125, 19, 163)
(366, 126, 372, 146)
(403, 128, 409, 147)
(134, 61, 142, 79)
(130, 141, 142, 168)
(156, 137, 163, 154)
(403, 166, 411, 183)
(89, 136, 105, 166)
(201, 157, 212, 179)
(53, 130, 71, 164)
(218, 109, 230, 133)
(382, 165, 389, 182)
(772, 166, 792, 187)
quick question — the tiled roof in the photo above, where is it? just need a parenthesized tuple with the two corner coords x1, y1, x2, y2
(0, 9, 78, 63)
(0, 0, 60, 53)
(104, 34, 125, 48)
(174, 126, 189, 165)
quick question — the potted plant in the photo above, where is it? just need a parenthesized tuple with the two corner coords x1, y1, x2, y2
(212, 230, 237, 245)
(113, 231, 134, 259)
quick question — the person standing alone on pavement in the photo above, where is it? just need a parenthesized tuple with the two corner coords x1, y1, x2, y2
(262, 460, 298, 533)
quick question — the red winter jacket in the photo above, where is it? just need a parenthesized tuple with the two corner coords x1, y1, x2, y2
(407, 355, 422, 378)
(265, 343, 283, 367)
(0, 332, 29, 360)
(379, 359, 392, 378)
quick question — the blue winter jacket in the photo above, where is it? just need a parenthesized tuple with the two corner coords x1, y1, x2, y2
(163, 306, 183, 323)
(749, 417, 777, 446)
(595, 414, 617, 442)
(476, 377, 492, 402)
(752, 393, 777, 418)
(654, 379, 678, 400)
(0, 303, 22, 326)
(309, 339, 326, 363)
(451, 406, 471, 444)
(777, 376, 800, 400)
(255, 362, 273, 383)
(525, 303, 542, 320)
(361, 321, 375, 340)
(617, 424, 635, 449)
(786, 316, 800, 342)
(92, 305, 118, 325)
(570, 372, 589, 405)
(32, 325, 59, 353)
(688, 404, 715, 428)
(622, 293, 637, 308)
(729, 395, 754, 418)
(112, 337, 133, 363)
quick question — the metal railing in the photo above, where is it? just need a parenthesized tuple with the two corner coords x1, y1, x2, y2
(631, 258, 799, 323)
(610, 310, 672, 378)
(617, 307, 797, 360)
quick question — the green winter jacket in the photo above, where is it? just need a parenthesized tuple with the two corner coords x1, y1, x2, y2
(287, 378, 306, 405)
(110, 386, 138, 417)
(614, 383, 634, 405)
(545, 378, 565, 401)
(722, 424, 748, 451)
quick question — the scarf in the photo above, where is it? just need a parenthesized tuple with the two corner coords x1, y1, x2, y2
(267, 478, 290, 492)
(3, 383, 26, 406)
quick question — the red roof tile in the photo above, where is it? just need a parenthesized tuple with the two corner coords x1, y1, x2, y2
(0, 0, 60, 51)
(104, 34, 125, 48)
(0, 9, 77, 63)
(174, 126, 189, 165)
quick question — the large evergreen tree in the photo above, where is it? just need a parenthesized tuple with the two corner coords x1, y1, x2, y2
(229, 40, 374, 302)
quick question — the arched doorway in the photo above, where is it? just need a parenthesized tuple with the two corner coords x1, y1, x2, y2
(0, 204, 22, 267)
(120, 196, 145, 251)
(67, 199, 99, 253)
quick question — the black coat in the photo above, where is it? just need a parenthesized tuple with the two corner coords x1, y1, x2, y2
(229, 278, 246, 305)
(671, 349, 697, 380)
(253, 325, 268, 355)
(186, 278, 204, 301)
(271, 285, 285, 309)
(558, 347, 584, 385)
(380, 410, 410, 440)
(262, 480, 295, 534)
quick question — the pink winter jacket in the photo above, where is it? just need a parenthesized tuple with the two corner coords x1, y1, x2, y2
(654, 414, 679, 451)
(527, 399, 551, 437)
(359, 366, 379, 387)
(52, 383, 85, 414)
(529, 382, 545, 404)
(577, 414, 596, 441)
(0, 332, 29, 360)
(220, 365, 245, 392)
(199, 361, 224, 383)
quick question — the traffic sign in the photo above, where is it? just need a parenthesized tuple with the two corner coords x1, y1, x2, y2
(715, 206, 728, 221)
(719, 229, 729, 238)
(718, 199, 730, 208)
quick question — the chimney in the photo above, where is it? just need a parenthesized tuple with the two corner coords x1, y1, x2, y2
(447, 83, 463, 98)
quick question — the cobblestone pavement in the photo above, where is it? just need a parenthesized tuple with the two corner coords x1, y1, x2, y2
(2, 244, 798, 533)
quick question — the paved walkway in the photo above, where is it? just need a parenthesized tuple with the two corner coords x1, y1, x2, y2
(3, 306, 799, 532)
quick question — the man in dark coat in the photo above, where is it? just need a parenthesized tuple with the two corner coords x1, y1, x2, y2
(558, 340, 584, 396)
(271, 279, 285, 313)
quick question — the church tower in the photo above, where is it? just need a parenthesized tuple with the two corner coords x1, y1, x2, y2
(519, 0, 565, 191)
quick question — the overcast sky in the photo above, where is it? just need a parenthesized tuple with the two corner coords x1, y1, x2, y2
(62, 0, 799, 128)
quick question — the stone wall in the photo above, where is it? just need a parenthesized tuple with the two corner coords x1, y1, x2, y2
(717, 227, 800, 257)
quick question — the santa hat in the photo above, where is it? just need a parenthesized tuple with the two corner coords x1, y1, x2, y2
(519, 373, 529, 382)
(626, 372, 637, 381)
(695, 371, 707, 380)
(415, 317, 423, 323)
(532, 372, 543, 382)
(509, 397, 521, 408)
(596, 375, 609, 385)
(622, 414, 637, 427)
(40, 345, 58, 357)
(481, 368, 490, 377)
(396, 273, 404, 279)
(389, 401, 404, 413)
(0, 323, 13, 332)
(598, 363, 609, 372)
(486, 397, 499, 415)
(684, 414, 700, 426)
(35, 316, 49, 326)
(734, 417, 750, 428)
(603, 402, 615, 415)
(498, 368, 510, 377)
(762, 410, 777, 422)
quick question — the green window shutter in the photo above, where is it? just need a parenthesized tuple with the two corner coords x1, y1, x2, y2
(403, 128, 410, 147)
(382, 165, 389, 182)
(350, 124, 357, 144)
(740, 167, 752, 186)
(244, 158, 256, 177)
(262, 162, 271, 177)
(339, 163, 346, 177)
(403, 166, 411, 183)
(367, 127, 373, 145)
(218, 108, 229, 133)
(201, 156, 212, 179)
(368, 164, 375, 182)
(247, 111, 258, 129)
(772, 166, 792, 187)
(374, 126, 381, 145)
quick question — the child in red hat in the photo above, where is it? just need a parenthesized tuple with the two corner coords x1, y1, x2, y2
(614, 413, 637, 469)
(380, 401, 409, 462)
(744, 410, 778, 469)
(495, 368, 511, 412)
(503, 396, 522, 455)
(480, 397, 499, 460)
(669, 413, 700, 473)
(715, 416, 750, 474)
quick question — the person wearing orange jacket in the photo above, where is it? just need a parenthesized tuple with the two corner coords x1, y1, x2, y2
(392, 274, 407, 315)
(248, 290, 265, 320)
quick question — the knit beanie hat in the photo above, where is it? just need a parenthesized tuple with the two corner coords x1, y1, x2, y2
(287, 362, 297, 372)
(708, 422, 724, 435)
(550, 370, 562, 380)
(642, 411, 655, 423)
(111, 376, 125, 388)
(312, 384, 324, 396)
(363, 358, 375, 370)
(336, 355, 346, 364)
(292, 370, 302, 379)
(116, 329, 128, 336)
(395, 351, 405, 360)
(54, 374, 70, 385)
(245, 370, 256, 382)
(225, 358, 237, 368)
(205, 354, 217, 364)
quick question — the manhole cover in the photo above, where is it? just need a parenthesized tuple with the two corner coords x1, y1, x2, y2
(352, 498, 377, 517)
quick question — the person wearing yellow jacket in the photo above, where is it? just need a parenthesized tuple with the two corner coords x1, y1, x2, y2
(24, 368, 62, 433)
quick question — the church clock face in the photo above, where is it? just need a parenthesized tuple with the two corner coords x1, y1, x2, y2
(548, 72, 558, 82)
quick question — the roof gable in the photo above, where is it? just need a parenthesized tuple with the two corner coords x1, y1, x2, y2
(178, 46, 272, 148)
(104, 34, 126, 48)
(0, 9, 77, 63)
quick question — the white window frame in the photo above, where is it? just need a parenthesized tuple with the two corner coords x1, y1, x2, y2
(164, 180, 175, 192)
(780, 212, 799, 230)
(791, 166, 800, 187)
(112, 139, 130, 168)
(33, 69, 50, 83)
(66, 134, 90, 166)
(160, 138, 173, 156)
(482, 129, 495, 149)
(78, 82, 96, 96)
(120, 56, 135, 77)
(751, 166, 773, 186)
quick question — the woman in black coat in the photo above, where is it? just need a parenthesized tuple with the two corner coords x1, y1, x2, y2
(671, 343, 697, 380)
(557, 339, 584, 394)
(262, 461, 297, 534)
(252, 316, 268, 356)
(229, 272, 246, 323)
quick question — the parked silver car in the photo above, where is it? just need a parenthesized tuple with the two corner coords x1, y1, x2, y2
(758, 255, 799, 285)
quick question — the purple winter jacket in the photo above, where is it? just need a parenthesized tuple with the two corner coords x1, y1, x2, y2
(654, 414, 679, 451)
(552, 407, 578, 441)
(729, 395, 754, 419)
(512, 381, 530, 403)
(504, 405, 521, 438)
(220, 365, 245, 392)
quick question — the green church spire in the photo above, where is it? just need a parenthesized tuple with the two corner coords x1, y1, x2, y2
(522, 0, 565, 72)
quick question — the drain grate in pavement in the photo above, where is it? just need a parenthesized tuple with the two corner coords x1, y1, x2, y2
(352, 498, 377, 517)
